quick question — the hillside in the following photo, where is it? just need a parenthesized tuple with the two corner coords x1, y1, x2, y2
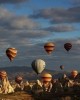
(0, 66, 69, 81)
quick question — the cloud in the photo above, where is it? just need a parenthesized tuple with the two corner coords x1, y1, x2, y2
(48, 38, 80, 54)
(0, 7, 42, 32)
(0, 0, 29, 4)
(17, 38, 80, 71)
(0, 7, 39, 30)
(0, 31, 80, 71)
(8, 16, 39, 30)
(72, 0, 80, 6)
(0, 27, 50, 50)
(0, 7, 14, 19)
(44, 24, 75, 32)
(15, 30, 50, 38)
(30, 7, 80, 24)
(0, 7, 50, 51)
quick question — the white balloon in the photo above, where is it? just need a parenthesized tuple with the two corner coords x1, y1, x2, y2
(32, 59, 46, 74)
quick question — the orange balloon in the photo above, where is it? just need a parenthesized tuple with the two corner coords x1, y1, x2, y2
(44, 42, 55, 54)
(41, 73, 52, 83)
(6, 48, 17, 61)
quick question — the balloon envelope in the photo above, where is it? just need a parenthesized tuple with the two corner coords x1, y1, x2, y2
(31, 59, 46, 74)
(64, 43, 72, 52)
(6, 48, 17, 61)
(44, 42, 55, 54)
(60, 65, 64, 70)
(71, 70, 78, 77)
(0, 70, 7, 79)
(41, 73, 52, 83)
(15, 76, 23, 84)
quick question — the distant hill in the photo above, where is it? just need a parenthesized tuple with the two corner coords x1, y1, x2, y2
(0, 66, 69, 81)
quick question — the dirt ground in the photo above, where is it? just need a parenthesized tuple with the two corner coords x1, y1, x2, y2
(0, 91, 34, 100)
(0, 91, 79, 100)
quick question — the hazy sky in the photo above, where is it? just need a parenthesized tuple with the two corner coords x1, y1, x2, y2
(0, 0, 80, 71)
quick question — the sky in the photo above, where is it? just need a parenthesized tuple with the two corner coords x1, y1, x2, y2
(0, 0, 80, 72)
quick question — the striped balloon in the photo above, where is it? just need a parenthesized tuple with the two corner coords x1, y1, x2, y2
(41, 73, 52, 83)
(6, 48, 17, 61)
(44, 42, 55, 54)
(15, 76, 23, 84)
(0, 71, 7, 79)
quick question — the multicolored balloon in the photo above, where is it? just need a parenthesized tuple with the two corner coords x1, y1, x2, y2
(31, 59, 46, 74)
(41, 73, 52, 83)
(64, 43, 72, 52)
(6, 48, 17, 61)
(44, 42, 55, 54)
(0, 70, 7, 79)
(15, 76, 23, 84)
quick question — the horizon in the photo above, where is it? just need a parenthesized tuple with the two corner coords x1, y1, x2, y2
(0, 65, 77, 73)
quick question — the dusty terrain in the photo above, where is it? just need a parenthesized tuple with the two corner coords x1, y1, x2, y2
(0, 91, 34, 100)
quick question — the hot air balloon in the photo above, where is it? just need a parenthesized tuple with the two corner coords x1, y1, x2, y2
(31, 59, 46, 74)
(41, 73, 52, 83)
(6, 48, 17, 61)
(60, 65, 64, 70)
(71, 70, 78, 78)
(44, 42, 55, 54)
(0, 70, 7, 79)
(15, 76, 23, 84)
(64, 43, 72, 52)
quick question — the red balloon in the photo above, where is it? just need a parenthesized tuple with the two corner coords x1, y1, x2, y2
(15, 76, 23, 84)
(0, 71, 7, 79)
(64, 43, 72, 52)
